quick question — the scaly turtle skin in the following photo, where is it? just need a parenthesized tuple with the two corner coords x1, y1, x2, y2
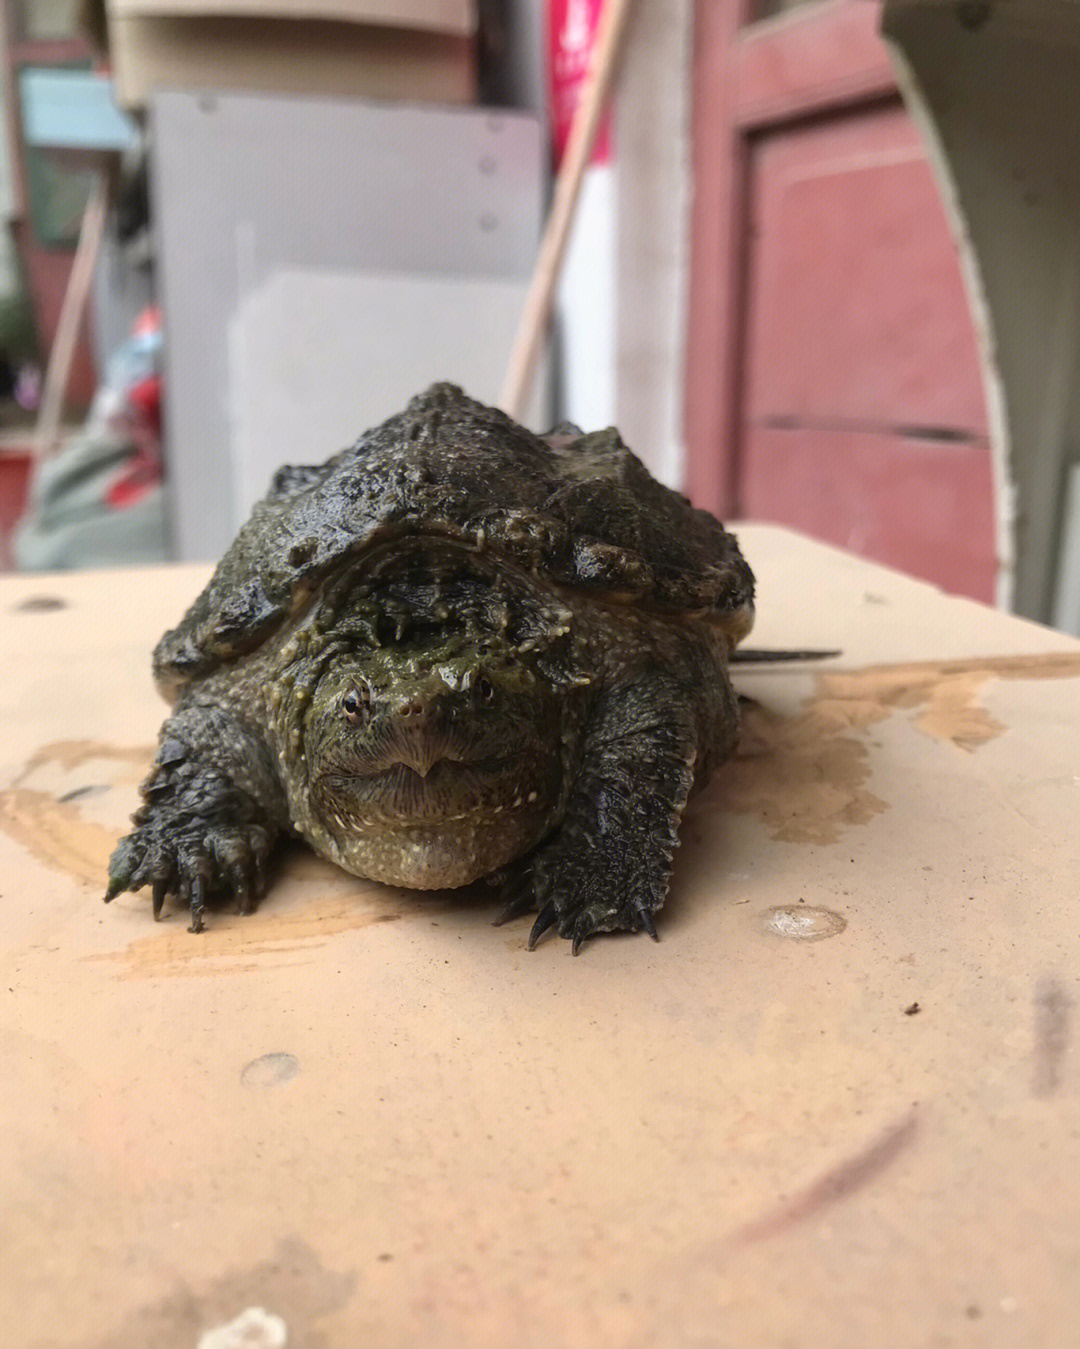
(106, 384, 754, 952)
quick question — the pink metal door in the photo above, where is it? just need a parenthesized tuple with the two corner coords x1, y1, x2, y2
(687, 0, 996, 601)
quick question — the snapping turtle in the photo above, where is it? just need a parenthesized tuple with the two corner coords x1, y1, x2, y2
(106, 384, 754, 952)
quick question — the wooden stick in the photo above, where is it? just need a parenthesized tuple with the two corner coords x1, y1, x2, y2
(499, 0, 635, 421)
(35, 173, 108, 460)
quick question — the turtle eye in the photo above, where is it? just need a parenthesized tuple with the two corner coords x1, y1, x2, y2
(342, 683, 371, 725)
(477, 676, 495, 704)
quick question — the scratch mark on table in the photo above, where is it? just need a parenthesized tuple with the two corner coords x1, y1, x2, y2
(731, 1107, 920, 1245)
(1032, 976, 1072, 1098)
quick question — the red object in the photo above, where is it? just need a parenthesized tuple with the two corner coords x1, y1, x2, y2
(104, 443, 160, 509)
(686, 0, 996, 602)
(104, 371, 164, 510)
(126, 373, 162, 438)
(132, 306, 163, 341)
(105, 307, 165, 510)
(0, 449, 33, 570)
(549, 0, 613, 167)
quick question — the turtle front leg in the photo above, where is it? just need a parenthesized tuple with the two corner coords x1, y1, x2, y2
(501, 666, 736, 954)
(105, 701, 286, 931)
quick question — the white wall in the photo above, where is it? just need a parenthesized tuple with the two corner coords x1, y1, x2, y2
(613, 0, 693, 489)
(555, 164, 617, 433)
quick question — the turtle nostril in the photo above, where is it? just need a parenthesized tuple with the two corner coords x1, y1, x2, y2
(397, 698, 426, 718)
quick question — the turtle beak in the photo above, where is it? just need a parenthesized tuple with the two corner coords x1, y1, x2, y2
(396, 741, 440, 778)
(389, 691, 443, 777)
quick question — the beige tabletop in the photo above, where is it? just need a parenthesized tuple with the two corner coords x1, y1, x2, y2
(1, 523, 1077, 1349)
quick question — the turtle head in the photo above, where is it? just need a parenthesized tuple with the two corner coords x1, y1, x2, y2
(301, 637, 570, 888)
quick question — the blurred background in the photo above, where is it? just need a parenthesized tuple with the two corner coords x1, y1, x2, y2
(0, 0, 1077, 634)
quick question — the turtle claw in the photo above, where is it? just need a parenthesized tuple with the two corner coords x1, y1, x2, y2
(187, 875, 207, 933)
(493, 874, 536, 927)
(528, 900, 559, 949)
(236, 880, 257, 917)
(507, 841, 670, 954)
(493, 897, 531, 927)
(637, 907, 659, 941)
(566, 908, 599, 956)
(105, 814, 273, 930)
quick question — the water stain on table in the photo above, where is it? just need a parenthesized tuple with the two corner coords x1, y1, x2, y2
(0, 740, 150, 886)
(0, 740, 410, 975)
(90, 901, 403, 978)
(84, 1235, 356, 1349)
(722, 650, 1080, 844)
(11, 594, 67, 612)
(3, 651, 1079, 946)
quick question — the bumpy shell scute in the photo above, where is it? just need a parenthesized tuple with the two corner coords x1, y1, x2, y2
(155, 384, 754, 696)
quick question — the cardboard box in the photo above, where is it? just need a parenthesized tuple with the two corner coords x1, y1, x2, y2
(106, 0, 478, 109)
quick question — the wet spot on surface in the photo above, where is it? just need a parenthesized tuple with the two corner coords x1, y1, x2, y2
(89, 1235, 356, 1349)
(12, 595, 66, 612)
(720, 697, 887, 845)
(90, 903, 402, 978)
(723, 652, 1080, 844)
(733, 1107, 920, 1245)
(18, 739, 150, 774)
(1031, 976, 1072, 1097)
(0, 741, 152, 886)
(0, 786, 117, 886)
(57, 783, 110, 803)
(764, 906, 846, 941)
(818, 652, 1080, 752)
(241, 1053, 301, 1088)
(197, 1305, 287, 1349)
(1, 744, 410, 971)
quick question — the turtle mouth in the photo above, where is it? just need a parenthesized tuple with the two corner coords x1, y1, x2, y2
(316, 756, 541, 828)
